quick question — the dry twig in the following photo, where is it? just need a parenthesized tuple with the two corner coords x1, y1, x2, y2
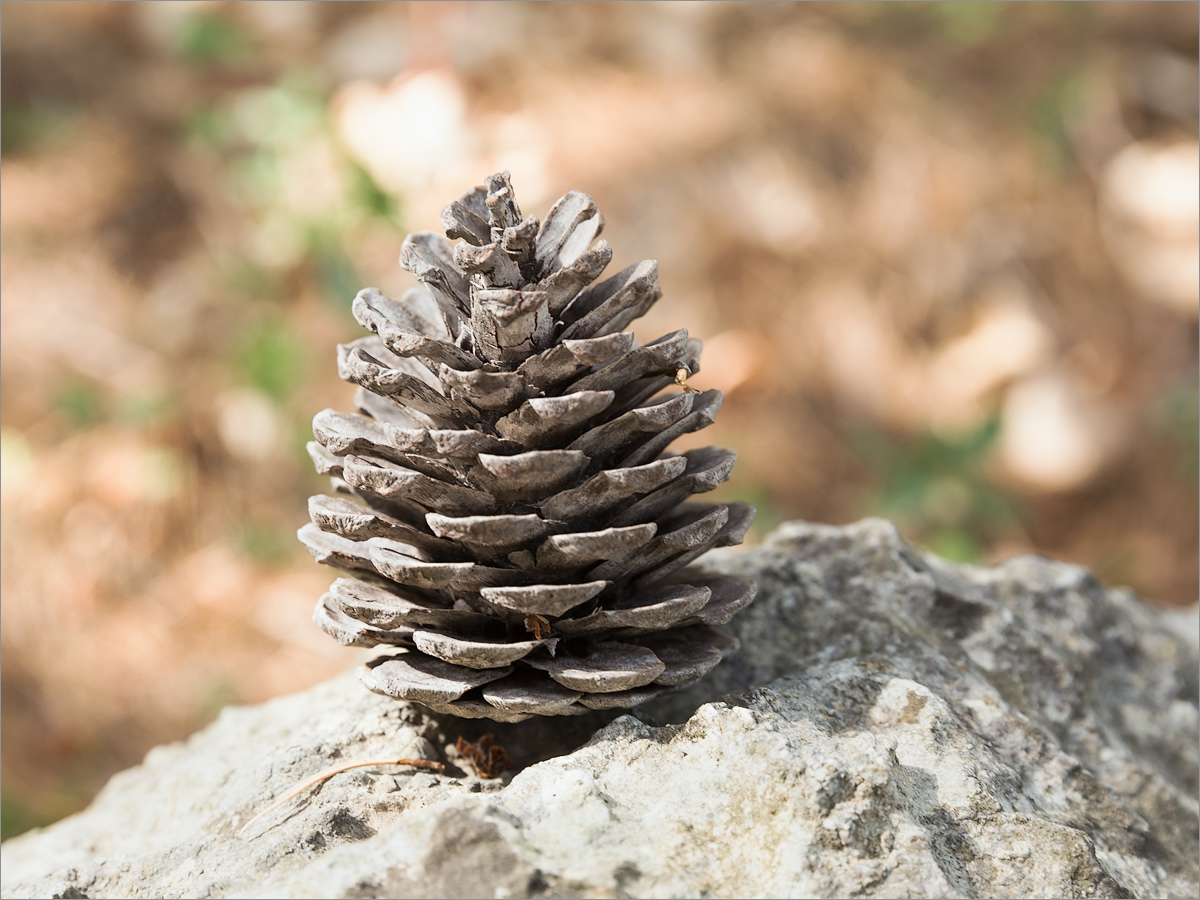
(237, 755, 444, 838)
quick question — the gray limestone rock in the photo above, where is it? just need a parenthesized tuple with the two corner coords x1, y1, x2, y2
(2, 519, 1196, 899)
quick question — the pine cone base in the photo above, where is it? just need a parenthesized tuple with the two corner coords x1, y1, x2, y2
(302, 172, 756, 720)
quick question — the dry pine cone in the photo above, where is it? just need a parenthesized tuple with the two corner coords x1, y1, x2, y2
(300, 172, 756, 722)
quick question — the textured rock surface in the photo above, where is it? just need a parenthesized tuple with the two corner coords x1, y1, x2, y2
(3, 519, 1197, 899)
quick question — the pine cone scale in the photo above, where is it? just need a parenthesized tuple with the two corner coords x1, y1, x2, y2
(441, 199, 491, 245)
(315, 594, 417, 647)
(537, 242, 614, 319)
(539, 456, 688, 525)
(474, 450, 588, 501)
(307, 495, 459, 555)
(552, 583, 711, 637)
(411, 630, 552, 669)
(533, 190, 600, 273)
(557, 260, 660, 342)
(481, 673, 584, 716)
(565, 391, 694, 464)
(478, 581, 609, 617)
(494, 390, 615, 446)
(525, 641, 666, 693)
(353, 287, 454, 345)
(329, 577, 490, 630)
(516, 330, 632, 388)
(564, 329, 690, 396)
(360, 652, 514, 704)
(535, 523, 659, 571)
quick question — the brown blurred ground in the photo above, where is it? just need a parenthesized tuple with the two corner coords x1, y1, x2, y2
(1, 1, 1196, 839)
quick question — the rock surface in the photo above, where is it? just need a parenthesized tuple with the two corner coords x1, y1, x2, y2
(2, 519, 1197, 899)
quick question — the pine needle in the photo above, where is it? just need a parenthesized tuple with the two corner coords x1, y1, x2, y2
(237, 756, 445, 838)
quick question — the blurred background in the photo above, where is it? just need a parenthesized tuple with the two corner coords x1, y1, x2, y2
(1, 1, 1196, 839)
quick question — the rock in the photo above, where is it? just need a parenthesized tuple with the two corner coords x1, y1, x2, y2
(2, 519, 1196, 899)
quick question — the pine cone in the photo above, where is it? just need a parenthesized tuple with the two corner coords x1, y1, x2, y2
(300, 172, 756, 722)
